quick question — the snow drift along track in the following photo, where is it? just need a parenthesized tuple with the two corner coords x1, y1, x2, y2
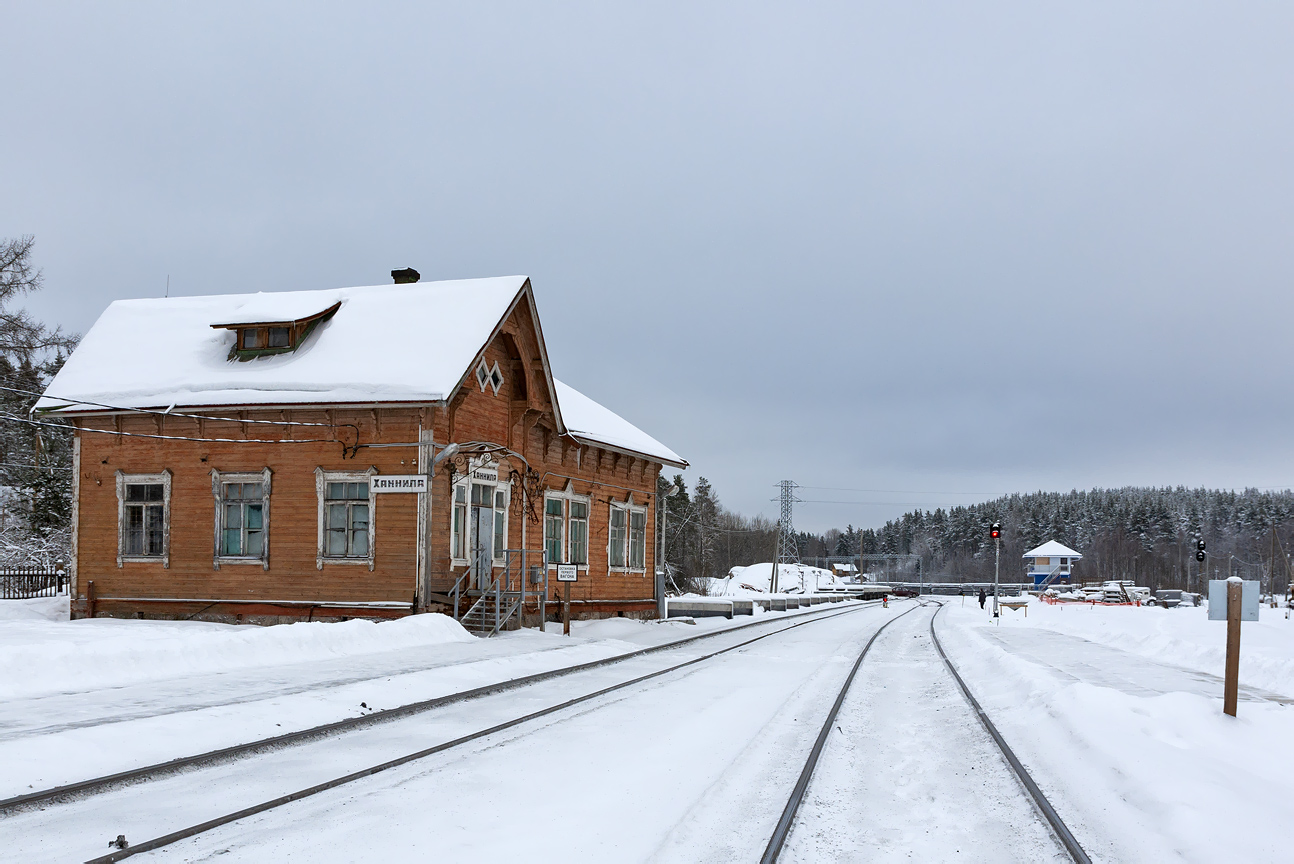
(79, 600, 884, 863)
(0, 599, 876, 816)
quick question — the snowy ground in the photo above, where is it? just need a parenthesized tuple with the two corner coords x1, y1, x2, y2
(3, 594, 1292, 862)
(936, 596, 1294, 863)
(1, 601, 897, 862)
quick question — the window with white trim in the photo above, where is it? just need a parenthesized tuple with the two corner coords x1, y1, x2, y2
(544, 488, 590, 567)
(544, 498, 564, 564)
(326, 482, 369, 557)
(315, 467, 377, 569)
(212, 469, 271, 568)
(609, 498, 647, 572)
(116, 470, 172, 567)
(449, 470, 510, 566)
(452, 485, 467, 559)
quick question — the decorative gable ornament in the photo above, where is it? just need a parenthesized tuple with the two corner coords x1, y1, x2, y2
(476, 359, 503, 395)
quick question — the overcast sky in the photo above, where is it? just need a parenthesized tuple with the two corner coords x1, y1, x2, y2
(5, 2, 1294, 531)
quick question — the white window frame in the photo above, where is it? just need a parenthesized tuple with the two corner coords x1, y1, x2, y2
(212, 468, 272, 570)
(475, 358, 504, 395)
(315, 467, 377, 570)
(451, 483, 469, 564)
(116, 470, 172, 568)
(608, 494, 648, 574)
(450, 462, 511, 567)
(544, 484, 591, 571)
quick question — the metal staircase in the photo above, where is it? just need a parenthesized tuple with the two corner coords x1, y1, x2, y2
(1036, 563, 1066, 591)
(451, 549, 546, 638)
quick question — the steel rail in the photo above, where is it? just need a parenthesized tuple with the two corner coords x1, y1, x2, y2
(928, 602, 1093, 864)
(759, 601, 924, 864)
(2, 599, 880, 816)
(83, 598, 905, 863)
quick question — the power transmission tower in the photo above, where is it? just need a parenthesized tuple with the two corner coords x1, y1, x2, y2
(771, 480, 800, 593)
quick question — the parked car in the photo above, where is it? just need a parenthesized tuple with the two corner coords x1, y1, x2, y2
(1151, 589, 1182, 607)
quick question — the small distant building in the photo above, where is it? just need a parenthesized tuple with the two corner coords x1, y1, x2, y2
(1023, 541, 1082, 587)
(831, 563, 859, 580)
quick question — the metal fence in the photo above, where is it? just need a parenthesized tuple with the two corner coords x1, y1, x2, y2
(0, 565, 68, 599)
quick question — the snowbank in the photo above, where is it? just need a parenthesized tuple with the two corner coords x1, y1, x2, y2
(1000, 597, 1294, 698)
(0, 611, 475, 701)
(710, 562, 847, 596)
(0, 595, 69, 623)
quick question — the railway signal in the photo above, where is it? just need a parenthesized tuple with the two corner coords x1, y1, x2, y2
(991, 523, 1001, 618)
(1196, 538, 1206, 562)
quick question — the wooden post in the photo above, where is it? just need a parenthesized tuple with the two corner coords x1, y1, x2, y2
(1224, 578, 1242, 717)
(562, 581, 571, 636)
(86, 579, 96, 619)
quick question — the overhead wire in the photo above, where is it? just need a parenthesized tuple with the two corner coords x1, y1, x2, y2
(0, 413, 343, 447)
(0, 383, 356, 432)
(0, 383, 361, 452)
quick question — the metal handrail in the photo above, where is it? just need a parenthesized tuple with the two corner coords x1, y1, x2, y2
(458, 548, 548, 637)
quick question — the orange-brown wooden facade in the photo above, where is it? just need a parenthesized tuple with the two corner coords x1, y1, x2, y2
(68, 293, 664, 624)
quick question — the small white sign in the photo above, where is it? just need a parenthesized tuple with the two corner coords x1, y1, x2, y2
(371, 475, 428, 493)
(1208, 580, 1260, 621)
(556, 564, 578, 582)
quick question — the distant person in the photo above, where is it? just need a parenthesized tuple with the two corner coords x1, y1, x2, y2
(978, 588, 987, 609)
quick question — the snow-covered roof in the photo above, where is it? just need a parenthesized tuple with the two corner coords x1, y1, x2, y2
(38, 277, 527, 411)
(554, 380, 684, 466)
(1023, 540, 1082, 559)
(208, 292, 345, 327)
(37, 276, 686, 467)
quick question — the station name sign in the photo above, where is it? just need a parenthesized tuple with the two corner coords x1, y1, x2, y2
(372, 475, 428, 493)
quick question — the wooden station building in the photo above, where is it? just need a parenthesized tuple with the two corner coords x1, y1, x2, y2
(37, 273, 687, 628)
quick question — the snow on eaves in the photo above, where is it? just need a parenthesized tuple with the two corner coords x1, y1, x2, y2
(208, 291, 346, 326)
(36, 277, 528, 412)
(555, 380, 686, 467)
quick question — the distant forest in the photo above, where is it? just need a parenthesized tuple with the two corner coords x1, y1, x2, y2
(657, 475, 1294, 595)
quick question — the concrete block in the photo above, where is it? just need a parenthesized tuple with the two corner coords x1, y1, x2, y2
(666, 599, 733, 619)
(730, 599, 754, 616)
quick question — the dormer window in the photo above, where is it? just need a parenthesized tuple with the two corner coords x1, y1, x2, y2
(238, 326, 295, 351)
(212, 300, 342, 361)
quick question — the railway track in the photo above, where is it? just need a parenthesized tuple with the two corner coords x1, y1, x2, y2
(0, 598, 890, 863)
(1, 598, 876, 817)
(762, 599, 1093, 864)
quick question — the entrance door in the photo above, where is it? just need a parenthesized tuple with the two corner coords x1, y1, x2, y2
(470, 483, 494, 589)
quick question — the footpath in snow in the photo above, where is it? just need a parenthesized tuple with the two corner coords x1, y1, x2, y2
(938, 596, 1294, 863)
